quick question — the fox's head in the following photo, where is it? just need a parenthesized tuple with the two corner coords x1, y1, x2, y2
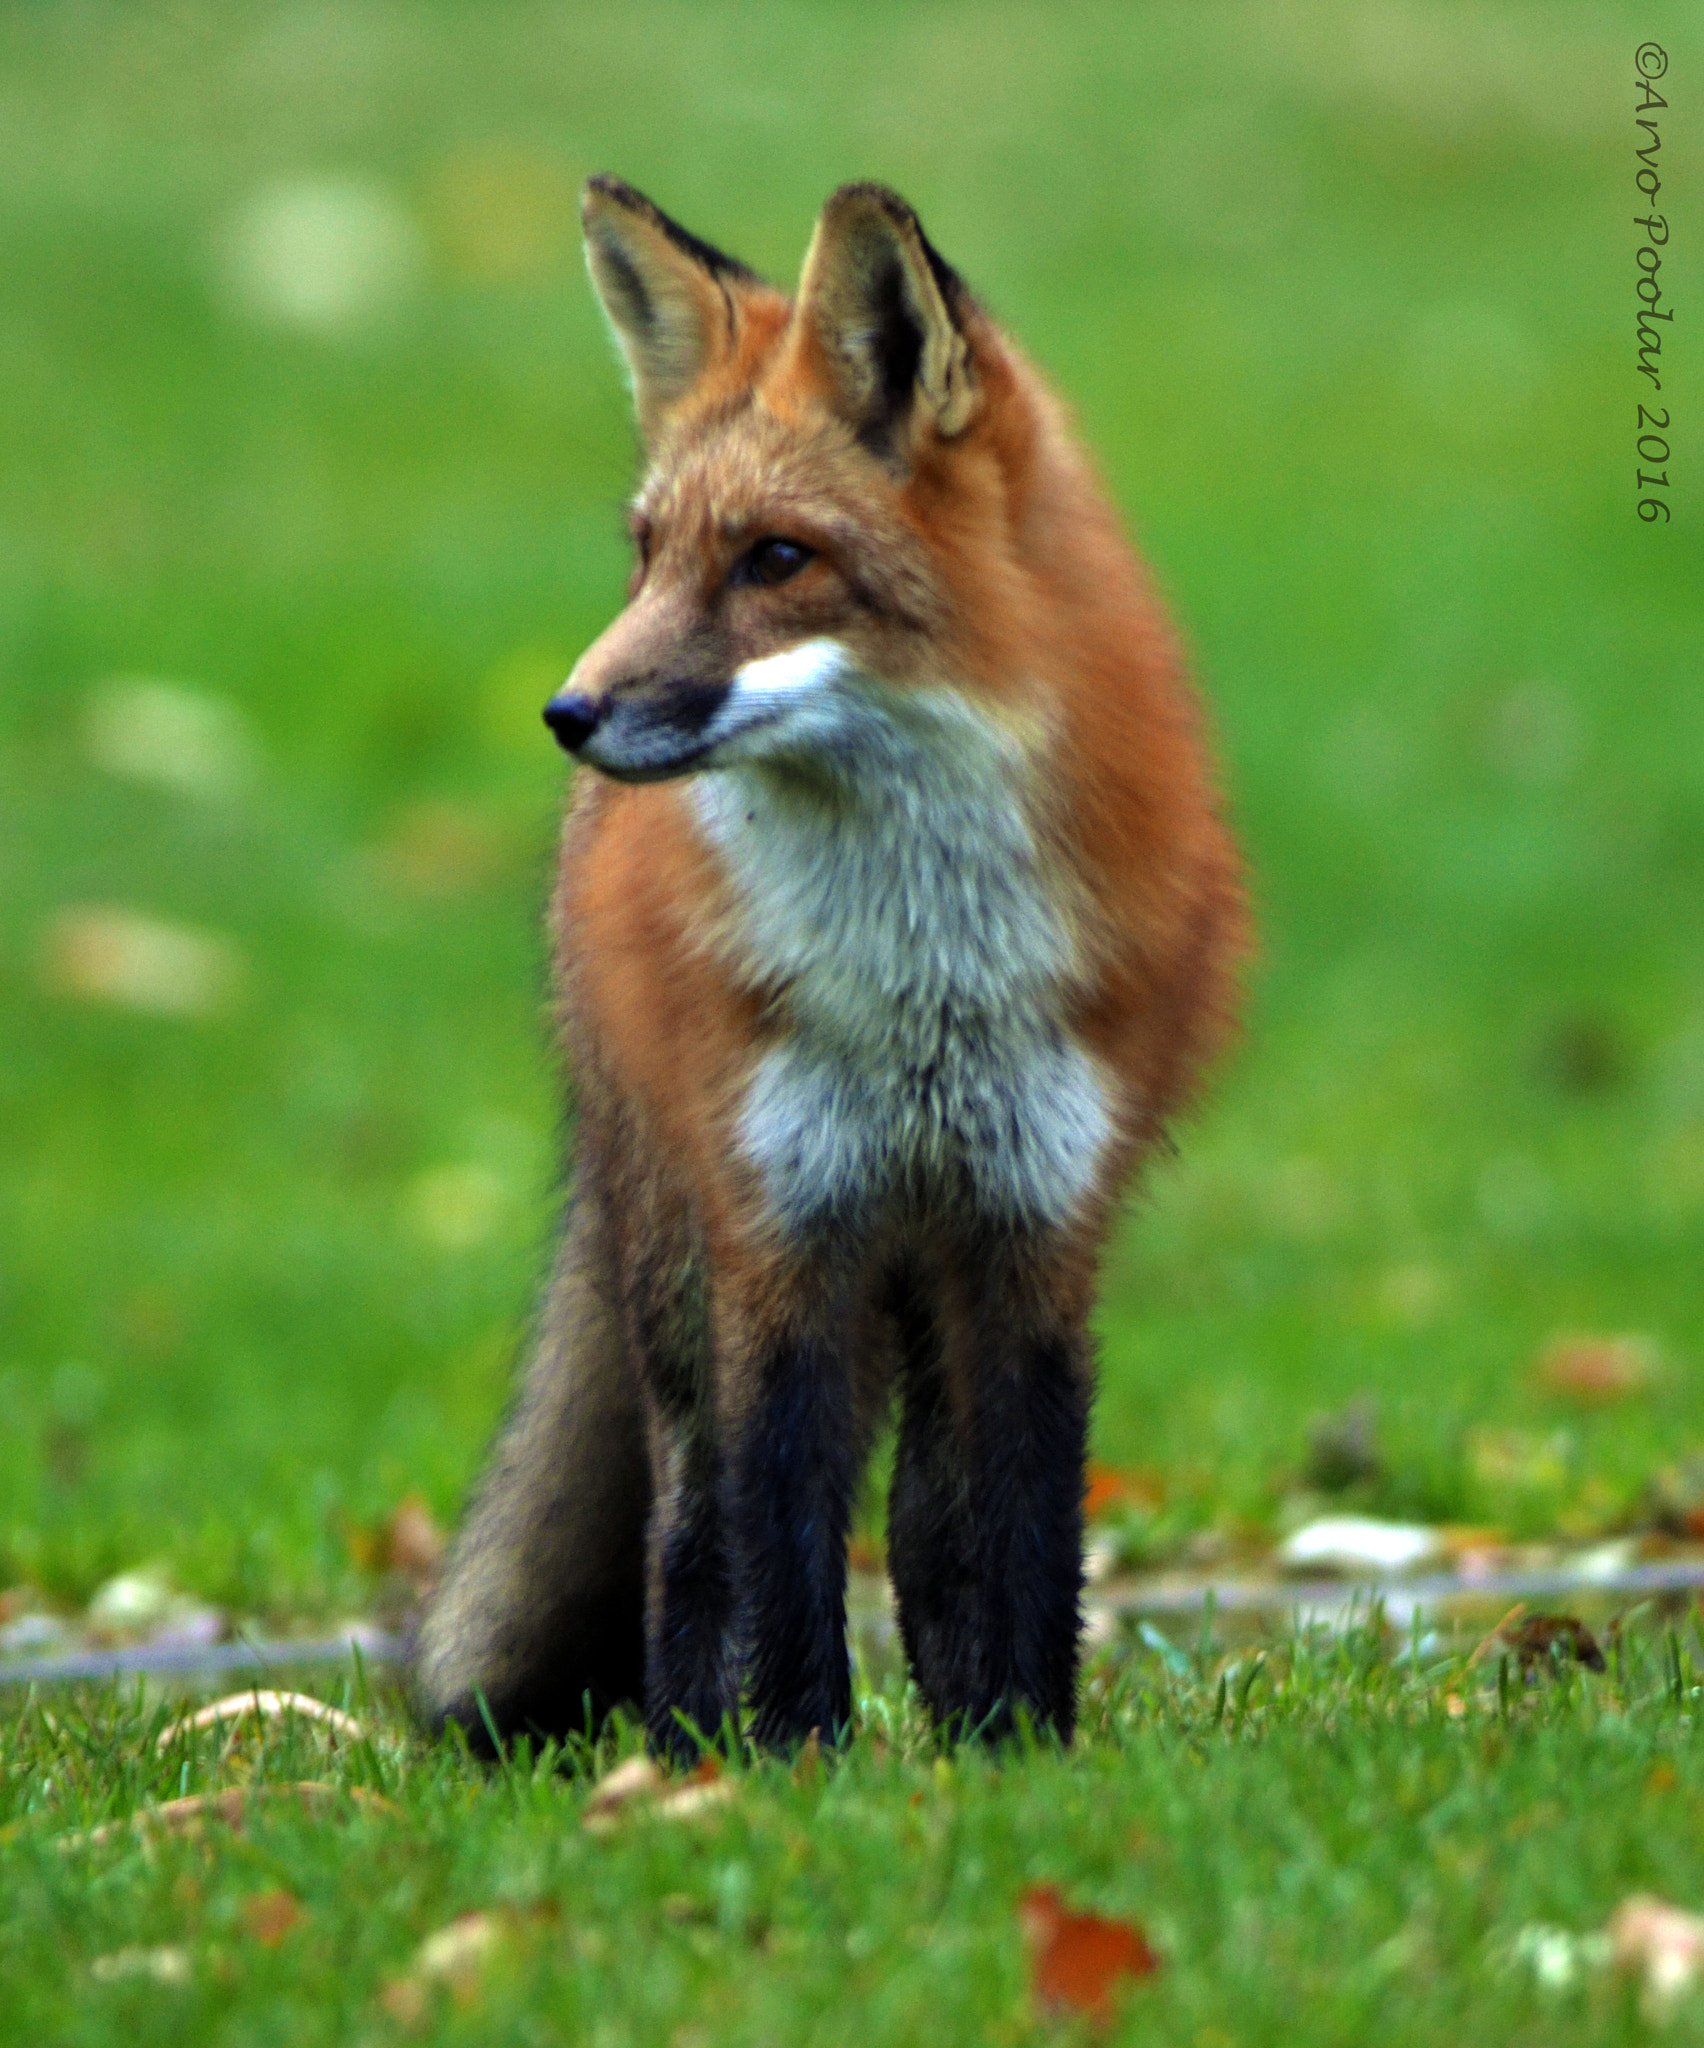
(545, 177, 1067, 783)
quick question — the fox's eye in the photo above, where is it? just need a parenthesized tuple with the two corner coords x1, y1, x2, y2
(736, 537, 813, 589)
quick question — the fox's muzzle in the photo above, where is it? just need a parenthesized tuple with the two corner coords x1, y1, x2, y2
(541, 678, 738, 781)
(542, 691, 604, 754)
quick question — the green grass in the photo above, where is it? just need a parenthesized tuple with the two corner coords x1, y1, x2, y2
(4, 1621, 1701, 2045)
(1, 0, 1702, 2036)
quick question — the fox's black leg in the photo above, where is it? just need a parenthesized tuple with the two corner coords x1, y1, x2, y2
(731, 1320, 857, 1750)
(644, 1408, 739, 1763)
(889, 1238, 1089, 1742)
(624, 1210, 740, 1765)
(887, 1268, 984, 1719)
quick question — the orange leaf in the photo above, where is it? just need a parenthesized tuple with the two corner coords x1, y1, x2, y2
(1083, 1463, 1164, 1523)
(241, 1889, 303, 1947)
(1019, 1885, 1160, 2027)
(1535, 1334, 1656, 1405)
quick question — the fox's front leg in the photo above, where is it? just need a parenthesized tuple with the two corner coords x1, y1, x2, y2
(644, 1398, 739, 1764)
(728, 1300, 859, 1751)
(644, 1259, 858, 1759)
(888, 1235, 1091, 1742)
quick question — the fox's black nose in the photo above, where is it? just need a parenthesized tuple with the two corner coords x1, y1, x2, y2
(542, 691, 603, 754)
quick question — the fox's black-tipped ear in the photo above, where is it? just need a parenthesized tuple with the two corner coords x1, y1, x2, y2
(794, 184, 977, 460)
(582, 177, 759, 442)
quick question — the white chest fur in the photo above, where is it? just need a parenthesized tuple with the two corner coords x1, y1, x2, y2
(689, 641, 1112, 1233)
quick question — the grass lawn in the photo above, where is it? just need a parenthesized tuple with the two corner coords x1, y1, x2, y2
(1, 0, 1701, 2038)
(4, 1624, 1702, 2045)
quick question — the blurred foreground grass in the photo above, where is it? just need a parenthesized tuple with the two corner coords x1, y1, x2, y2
(0, 0, 1701, 1621)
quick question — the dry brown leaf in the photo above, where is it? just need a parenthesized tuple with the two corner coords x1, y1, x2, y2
(1019, 1884, 1160, 2029)
(1608, 1894, 1704, 2019)
(1501, 1613, 1606, 1673)
(1537, 1334, 1658, 1405)
(241, 1889, 304, 1947)
(654, 1777, 737, 1822)
(156, 1689, 366, 1751)
(60, 1780, 397, 1851)
(44, 908, 244, 1018)
(415, 1910, 517, 2002)
(1469, 1603, 1529, 1666)
(582, 1753, 735, 1833)
(384, 1496, 446, 1591)
(582, 1754, 663, 1833)
(379, 1905, 555, 2022)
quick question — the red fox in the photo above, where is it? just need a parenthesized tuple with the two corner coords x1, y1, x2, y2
(416, 178, 1245, 1757)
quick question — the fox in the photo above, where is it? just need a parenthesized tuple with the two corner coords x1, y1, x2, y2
(415, 176, 1246, 1760)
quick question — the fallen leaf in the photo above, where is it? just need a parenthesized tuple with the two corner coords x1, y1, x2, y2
(1469, 1603, 1529, 1666)
(1647, 1763, 1680, 1796)
(417, 1909, 508, 1996)
(89, 1944, 192, 1986)
(582, 1752, 735, 1832)
(60, 1781, 397, 1850)
(1537, 1334, 1658, 1405)
(654, 1777, 737, 1822)
(384, 1496, 446, 1592)
(1018, 1884, 1159, 2028)
(241, 1889, 303, 1947)
(1609, 1894, 1704, 2019)
(378, 1976, 429, 2026)
(582, 1754, 663, 1832)
(45, 908, 244, 1019)
(380, 1905, 555, 2021)
(1501, 1613, 1606, 1674)
(157, 1689, 366, 1750)
(1083, 1462, 1164, 1522)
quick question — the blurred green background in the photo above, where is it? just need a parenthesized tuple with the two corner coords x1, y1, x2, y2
(1, 0, 1699, 1614)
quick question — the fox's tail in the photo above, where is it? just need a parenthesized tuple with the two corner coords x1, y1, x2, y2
(413, 1184, 649, 1750)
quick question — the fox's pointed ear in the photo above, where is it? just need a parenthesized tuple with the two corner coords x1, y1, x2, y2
(793, 184, 977, 459)
(582, 176, 758, 441)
